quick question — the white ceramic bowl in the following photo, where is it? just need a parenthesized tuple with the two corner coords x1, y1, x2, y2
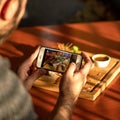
(92, 54, 111, 68)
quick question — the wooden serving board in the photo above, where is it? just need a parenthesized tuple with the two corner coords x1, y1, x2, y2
(33, 52, 120, 101)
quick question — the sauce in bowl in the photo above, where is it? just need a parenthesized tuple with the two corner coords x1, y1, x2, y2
(94, 56, 109, 61)
(92, 54, 111, 68)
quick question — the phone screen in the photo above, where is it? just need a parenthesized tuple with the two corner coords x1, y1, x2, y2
(41, 48, 72, 73)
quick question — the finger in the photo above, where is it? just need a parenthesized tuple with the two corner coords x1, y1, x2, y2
(81, 52, 92, 74)
(29, 46, 41, 62)
(82, 52, 92, 64)
(29, 68, 46, 80)
(66, 62, 76, 76)
(24, 69, 46, 90)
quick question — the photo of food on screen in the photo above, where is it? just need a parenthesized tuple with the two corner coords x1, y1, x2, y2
(42, 49, 71, 72)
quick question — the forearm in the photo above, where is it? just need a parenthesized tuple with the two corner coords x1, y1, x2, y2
(49, 52, 92, 120)
(50, 93, 77, 120)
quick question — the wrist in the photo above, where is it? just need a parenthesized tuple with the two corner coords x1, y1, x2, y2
(51, 93, 77, 120)
(59, 90, 79, 103)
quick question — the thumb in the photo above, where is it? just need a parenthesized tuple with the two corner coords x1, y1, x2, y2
(66, 62, 76, 76)
(24, 69, 46, 90)
(29, 69, 46, 80)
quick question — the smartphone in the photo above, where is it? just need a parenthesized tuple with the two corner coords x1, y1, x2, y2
(36, 46, 82, 73)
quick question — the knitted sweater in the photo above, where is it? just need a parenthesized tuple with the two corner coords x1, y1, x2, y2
(0, 56, 37, 120)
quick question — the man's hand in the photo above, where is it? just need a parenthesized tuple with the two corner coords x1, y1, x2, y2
(18, 46, 46, 90)
(50, 52, 92, 120)
(60, 52, 92, 101)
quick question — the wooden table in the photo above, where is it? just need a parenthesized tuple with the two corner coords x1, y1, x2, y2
(0, 21, 120, 120)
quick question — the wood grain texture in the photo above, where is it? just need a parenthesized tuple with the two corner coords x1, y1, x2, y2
(33, 52, 120, 101)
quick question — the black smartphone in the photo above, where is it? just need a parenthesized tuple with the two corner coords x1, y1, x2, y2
(36, 46, 82, 73)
